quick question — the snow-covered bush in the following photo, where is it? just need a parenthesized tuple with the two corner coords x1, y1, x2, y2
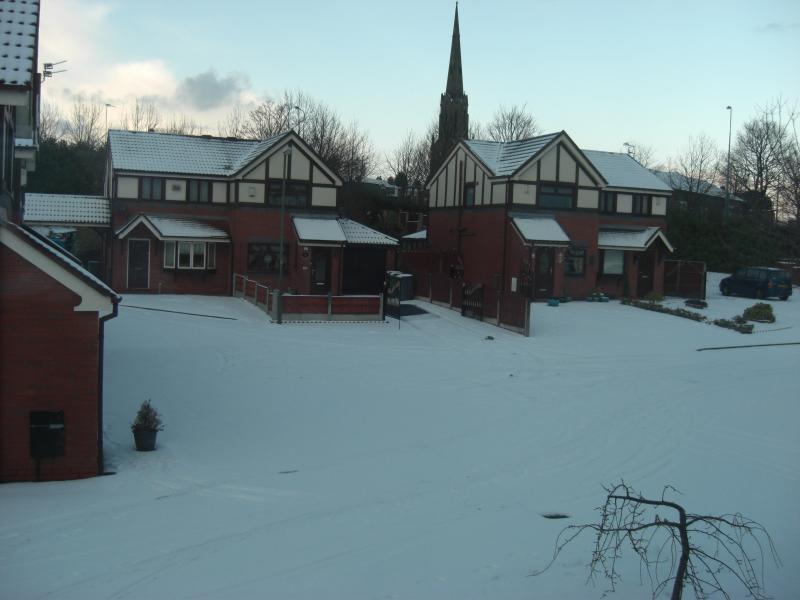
(743, 302, 775, 323)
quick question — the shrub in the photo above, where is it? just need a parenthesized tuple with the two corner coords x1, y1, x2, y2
(131, 400, 164, 432)
(643, 291, 664, 304)
(713, 318, 754, 334)
(742, 302, 775, 323)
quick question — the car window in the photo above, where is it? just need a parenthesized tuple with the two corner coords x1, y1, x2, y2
(734, 268, 746, 279)
(771, 271, 791, 283)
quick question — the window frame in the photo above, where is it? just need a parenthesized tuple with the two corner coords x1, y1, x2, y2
(463, 182, 476, 207)
(168, 241, 214, 270)
(632, 194, 652, 215)
(188, 179, 211, 203)
(267, 180, 309, 207)
(163, 241, 176, 268)
(141, 177, 164, 201)
(601, 249, 625, 276)
(247, 242, 288, 274)
(564, 245, 586, 277)
(537, 184, 575, 210)
(600, 191, 617, 213)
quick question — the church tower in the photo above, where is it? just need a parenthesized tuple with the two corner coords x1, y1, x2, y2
(430, 4, 469, 177)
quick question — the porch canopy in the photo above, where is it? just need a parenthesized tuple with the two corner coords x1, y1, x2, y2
(115, 214, 230, 243)
(292, 215, 398, 247)
(23, 194, 111, 228)
(598, 226, 674, 252)
(512, 215, 570, 247)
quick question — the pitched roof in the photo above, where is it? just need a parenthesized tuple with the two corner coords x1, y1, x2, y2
(292, 215, 398, 246)
(650, 169, 744, 202)
(0, 0, 39, 87)
(582, 150, 671, 192)
(108, 129, 287, 177)
(598, 226, 674, 252)
(465, 133, 560, 177)
(115, 214, 230, 241)
(512, 215, 571, 246)
(23, 193, 111, 226)
(402, 229, 427, 240)
(0, 219, 120, 301)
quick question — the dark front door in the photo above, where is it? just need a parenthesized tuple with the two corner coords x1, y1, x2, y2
(533, 247, 554, 299)
(311, 248, 331, 294)
(128, 239, 150, 289)
(637, 249, 655, 297)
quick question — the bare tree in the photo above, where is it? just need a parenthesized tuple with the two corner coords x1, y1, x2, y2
(534, 482, 779, 600)
(625, 141, 656, 169)
(775, 110, 800, 222)
(161, 113, 202, 136)
(668, 134, 719, 201)
(386, 131, 430, 190)
(217, 105, 249, 138)
(119, 97, 161, 132)
(38, 101, 65, 143)
(64, 96, 104, 147)
(486, 103, 539, 142)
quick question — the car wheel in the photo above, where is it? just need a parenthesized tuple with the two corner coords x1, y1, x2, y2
(780, 295, 789, 301)
(721, 285, 730, 296)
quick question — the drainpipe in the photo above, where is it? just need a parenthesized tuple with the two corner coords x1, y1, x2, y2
(97, 299, 119, 475)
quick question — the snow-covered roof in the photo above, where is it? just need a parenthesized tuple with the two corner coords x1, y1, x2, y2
(115, 214, 230, 242)
(402, 229, 427, 240)
(0, 219, 120, 301)
(598, 226, 674, 252)
(338, 218, 398, 246)
(0, 0, 39, 87)
(582, 151, 672, 192)
(650, 170, 744, 202)
(512, 215, 570, 246)
(23, 193, 111, 226)
(293, 216, 398, 246)
(108, 129, 287, 177)
(465, 133, 559, 177)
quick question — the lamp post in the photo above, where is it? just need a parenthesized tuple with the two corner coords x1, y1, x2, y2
(278, 143, 293, 287)
(104, 103, 115, 137)
(725, 106, 733, 215)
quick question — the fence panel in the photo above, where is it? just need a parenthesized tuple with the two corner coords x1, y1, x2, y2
(461, 283, 484, 320)
(499, 292, 530, 334)
(664, 260, 707, 299)
(431, 273, 451, 305)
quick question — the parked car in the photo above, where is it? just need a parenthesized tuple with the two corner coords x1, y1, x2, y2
(720, 267, 793, 300)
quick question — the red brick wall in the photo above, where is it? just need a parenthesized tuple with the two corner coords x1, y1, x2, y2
(0, 246, 101, 482)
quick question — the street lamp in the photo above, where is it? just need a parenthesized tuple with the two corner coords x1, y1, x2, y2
(105, 103, 115, 137)
(725, 106, 733, 214)
(278, 143, 293, 287)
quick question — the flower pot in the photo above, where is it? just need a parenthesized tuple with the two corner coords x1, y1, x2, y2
(133, 429, 158, 451)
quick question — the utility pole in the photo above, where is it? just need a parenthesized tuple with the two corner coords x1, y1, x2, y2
(725, 106, 733, 216)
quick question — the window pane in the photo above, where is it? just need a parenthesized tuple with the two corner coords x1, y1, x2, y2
(150, 178, 162, 201)
(538, 194, 572, 209)
(164, 241, 175, 268)
(200, 182, 210, 203)
(207, 243, 216, 269)
(565, 246, 585, 276)
(247, 243, 286, 272)
(178, 242, 191, 268)
(188, 180, 197, 201)
(192, 243, 206, 268)
(603, 250, 624, 275)
(464, 185, 475, 206)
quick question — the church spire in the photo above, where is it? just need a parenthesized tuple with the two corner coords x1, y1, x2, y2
(445, 3, 463, 96)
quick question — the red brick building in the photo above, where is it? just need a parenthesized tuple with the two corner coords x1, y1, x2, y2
(416, 135, 674, 301)
(0, 220, 119, 482)
(104, 129, 396, 296)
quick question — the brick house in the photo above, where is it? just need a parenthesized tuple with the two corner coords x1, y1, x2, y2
(0, 219, 119, 482)
(419, 135, 674, 301)
(104, 129, 397, 296)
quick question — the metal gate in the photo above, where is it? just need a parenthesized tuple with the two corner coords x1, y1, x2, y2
(461, 283, 484, 320)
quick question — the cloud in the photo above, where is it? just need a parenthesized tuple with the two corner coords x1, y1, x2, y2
(176, 70, 250, 111)
(755, 21, 800, 33)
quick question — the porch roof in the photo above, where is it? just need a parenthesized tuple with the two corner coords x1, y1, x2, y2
(292, 216, 398, 247)
(23, 194, 111, 227)
(512, 215, 571, 246)
(598, 226, 674, 252)
(115, 214, 230, 242)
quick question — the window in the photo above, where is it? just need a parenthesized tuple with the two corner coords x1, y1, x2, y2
(538, 185, 573, 209)
(632, 194, 651, 215)
(565, 246, 586, 276)
(601, 249, 624, 275)
(247, 242, 287, 273)
(267, 181, 309, 207)
(464, 183, 476, 206)
(188, 180, 211, 203)
(166, 241, 215, 270)
(164, 241, 176, 268)
(600, 191, 616, 213)
(141, 177, 163, 200)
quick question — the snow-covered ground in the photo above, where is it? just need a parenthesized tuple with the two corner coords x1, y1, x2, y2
(2, 275, 798, 599)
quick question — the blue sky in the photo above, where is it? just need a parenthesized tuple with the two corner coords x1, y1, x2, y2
(40, 0, 800, 171)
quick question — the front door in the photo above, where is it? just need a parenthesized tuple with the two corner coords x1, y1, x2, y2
(310, 248, 331, 294)
(533, 247, 554, 299)
(637, 249, 655, 297)
(127, 239, 150, 289)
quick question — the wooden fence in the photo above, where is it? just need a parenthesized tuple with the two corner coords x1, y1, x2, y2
(664, 260, 707, 299)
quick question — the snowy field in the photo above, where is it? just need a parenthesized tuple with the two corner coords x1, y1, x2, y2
(2, 275, 799, 599)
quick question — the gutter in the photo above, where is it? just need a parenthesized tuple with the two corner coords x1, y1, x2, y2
(97, 299, 119, 475)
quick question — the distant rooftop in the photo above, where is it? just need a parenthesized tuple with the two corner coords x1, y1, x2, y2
(0, 0, 39, 87)
(582, 150, 672, 192)
(650, 169, 744, 202)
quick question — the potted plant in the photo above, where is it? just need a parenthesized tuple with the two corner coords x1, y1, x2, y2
(131, 400, 164, 451)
